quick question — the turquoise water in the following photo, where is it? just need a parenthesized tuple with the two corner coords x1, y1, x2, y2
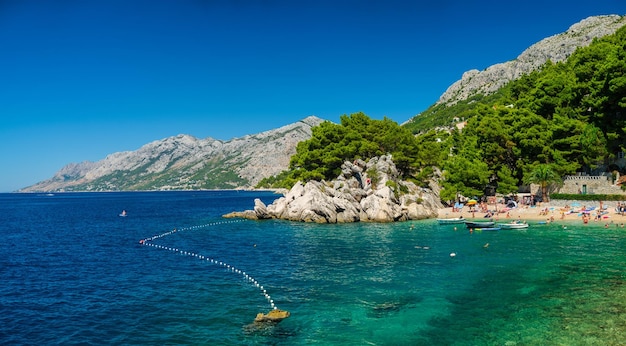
(2, 191, 626, 345)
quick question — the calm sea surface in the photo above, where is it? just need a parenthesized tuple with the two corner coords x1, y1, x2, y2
(2, 191, 626, 345)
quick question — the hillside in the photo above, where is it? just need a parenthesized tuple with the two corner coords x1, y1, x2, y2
(405, 14, 626, 133)
(21, 116, 324, 192)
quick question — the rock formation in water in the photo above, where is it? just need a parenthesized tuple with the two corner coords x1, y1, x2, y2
(254, 309, 290, 323)
(224, 155, 443, 223)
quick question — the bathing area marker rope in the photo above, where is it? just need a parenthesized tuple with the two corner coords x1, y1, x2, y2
(139, 219, 279, 311)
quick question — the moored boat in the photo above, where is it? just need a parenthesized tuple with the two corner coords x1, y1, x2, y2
(497, 222, 529, 229)
(464, 220, 495, 228)
(437, 216, 465, 224)
(474, 227, 501, 231)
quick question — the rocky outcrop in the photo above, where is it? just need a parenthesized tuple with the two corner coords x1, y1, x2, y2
(224, 155, 442, 223)
(254, 309, 290, 323)
(437, 15, 626, 106)
(20, 116, 325, 192)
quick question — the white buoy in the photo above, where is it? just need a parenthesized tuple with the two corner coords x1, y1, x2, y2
(450, 252, 457, 257)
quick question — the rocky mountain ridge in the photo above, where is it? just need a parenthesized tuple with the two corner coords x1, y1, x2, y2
(21, 116, 324, 192)
(437, 15, 626, 106)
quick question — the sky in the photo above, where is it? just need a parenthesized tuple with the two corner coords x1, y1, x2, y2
(1, 0, 625, 192)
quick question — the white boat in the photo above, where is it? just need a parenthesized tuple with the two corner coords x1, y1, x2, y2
(474, 227, 501, 231)
(464, 220, 495, 228)
(497, 222, 529, 229)
(437, 216, 465, 224)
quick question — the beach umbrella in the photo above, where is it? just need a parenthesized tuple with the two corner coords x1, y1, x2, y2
(467, 199, 477, 205)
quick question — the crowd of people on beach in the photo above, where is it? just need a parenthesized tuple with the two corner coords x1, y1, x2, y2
(445, 197, 626, 228)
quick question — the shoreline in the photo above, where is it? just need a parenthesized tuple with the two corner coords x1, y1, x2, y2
(437, 202, 626, 225)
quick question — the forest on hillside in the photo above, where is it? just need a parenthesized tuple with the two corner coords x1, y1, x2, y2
(259, 25, 626, 203)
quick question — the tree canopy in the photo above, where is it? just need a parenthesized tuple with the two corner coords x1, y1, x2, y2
(258, 112, 431, 188)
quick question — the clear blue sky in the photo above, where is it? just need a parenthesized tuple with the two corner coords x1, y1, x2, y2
(1, 0, 624, 192)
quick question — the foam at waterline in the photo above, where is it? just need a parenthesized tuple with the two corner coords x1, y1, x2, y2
(139, 219, 280, 311)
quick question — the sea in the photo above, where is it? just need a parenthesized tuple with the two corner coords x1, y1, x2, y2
(2, 191, 626, 345)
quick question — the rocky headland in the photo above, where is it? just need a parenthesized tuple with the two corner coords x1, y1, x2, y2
(224, 155, 443, 223)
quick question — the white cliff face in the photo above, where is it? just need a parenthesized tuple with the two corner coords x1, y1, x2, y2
(437, 15, 626, 106)
(21, 116, 324, 192)
(225, 155, 443, 223)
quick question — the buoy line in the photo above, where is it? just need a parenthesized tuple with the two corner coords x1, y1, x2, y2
(139, 219, 279, 311)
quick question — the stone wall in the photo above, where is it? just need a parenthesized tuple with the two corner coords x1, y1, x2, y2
(558, 175, 625, 195)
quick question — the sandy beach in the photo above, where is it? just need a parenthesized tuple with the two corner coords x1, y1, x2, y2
(437, 201, 626, 225)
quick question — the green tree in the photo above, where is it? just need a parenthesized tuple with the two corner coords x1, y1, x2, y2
(441, 155, 490, 202)
(496, 166, 518, 195)
(286, 112, 420, 184)
(579, 123, 608, 169)
(524, 164, 561, 202)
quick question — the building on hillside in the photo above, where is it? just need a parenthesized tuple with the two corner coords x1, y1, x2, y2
(558, 173, 625, 195)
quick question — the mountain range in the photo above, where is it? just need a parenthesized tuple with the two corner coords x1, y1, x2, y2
(20, 15, 626, 193)
(21, 116, 323, 192)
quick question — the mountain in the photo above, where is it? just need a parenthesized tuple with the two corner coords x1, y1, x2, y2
(437, 15, 626, 107)
(21, 116, 324, 192)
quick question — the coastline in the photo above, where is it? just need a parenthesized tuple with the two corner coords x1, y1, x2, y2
(437, 201, 626, 225)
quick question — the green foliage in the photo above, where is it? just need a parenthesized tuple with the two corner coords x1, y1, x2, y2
(496, 166, 518, 195)
(256, 170, 294, 189)
(551, 193, 626, 201)
(385, 180, 399, 199)
(411, 165, 434, 188)
(402, 25, 626, 200)
(367, 168, 380, 189)
(403, 91, 506, 133)
(440, 155, 490, 202)
(285, 112, 420, 184)
(524, 164, 561, 202)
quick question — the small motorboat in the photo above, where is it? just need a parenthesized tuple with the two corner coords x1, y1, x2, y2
(497, 221, 529, 229)
(464, 220, 495, 228)
(474, 227, 501, 231)
(437, 216, 465, 225)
